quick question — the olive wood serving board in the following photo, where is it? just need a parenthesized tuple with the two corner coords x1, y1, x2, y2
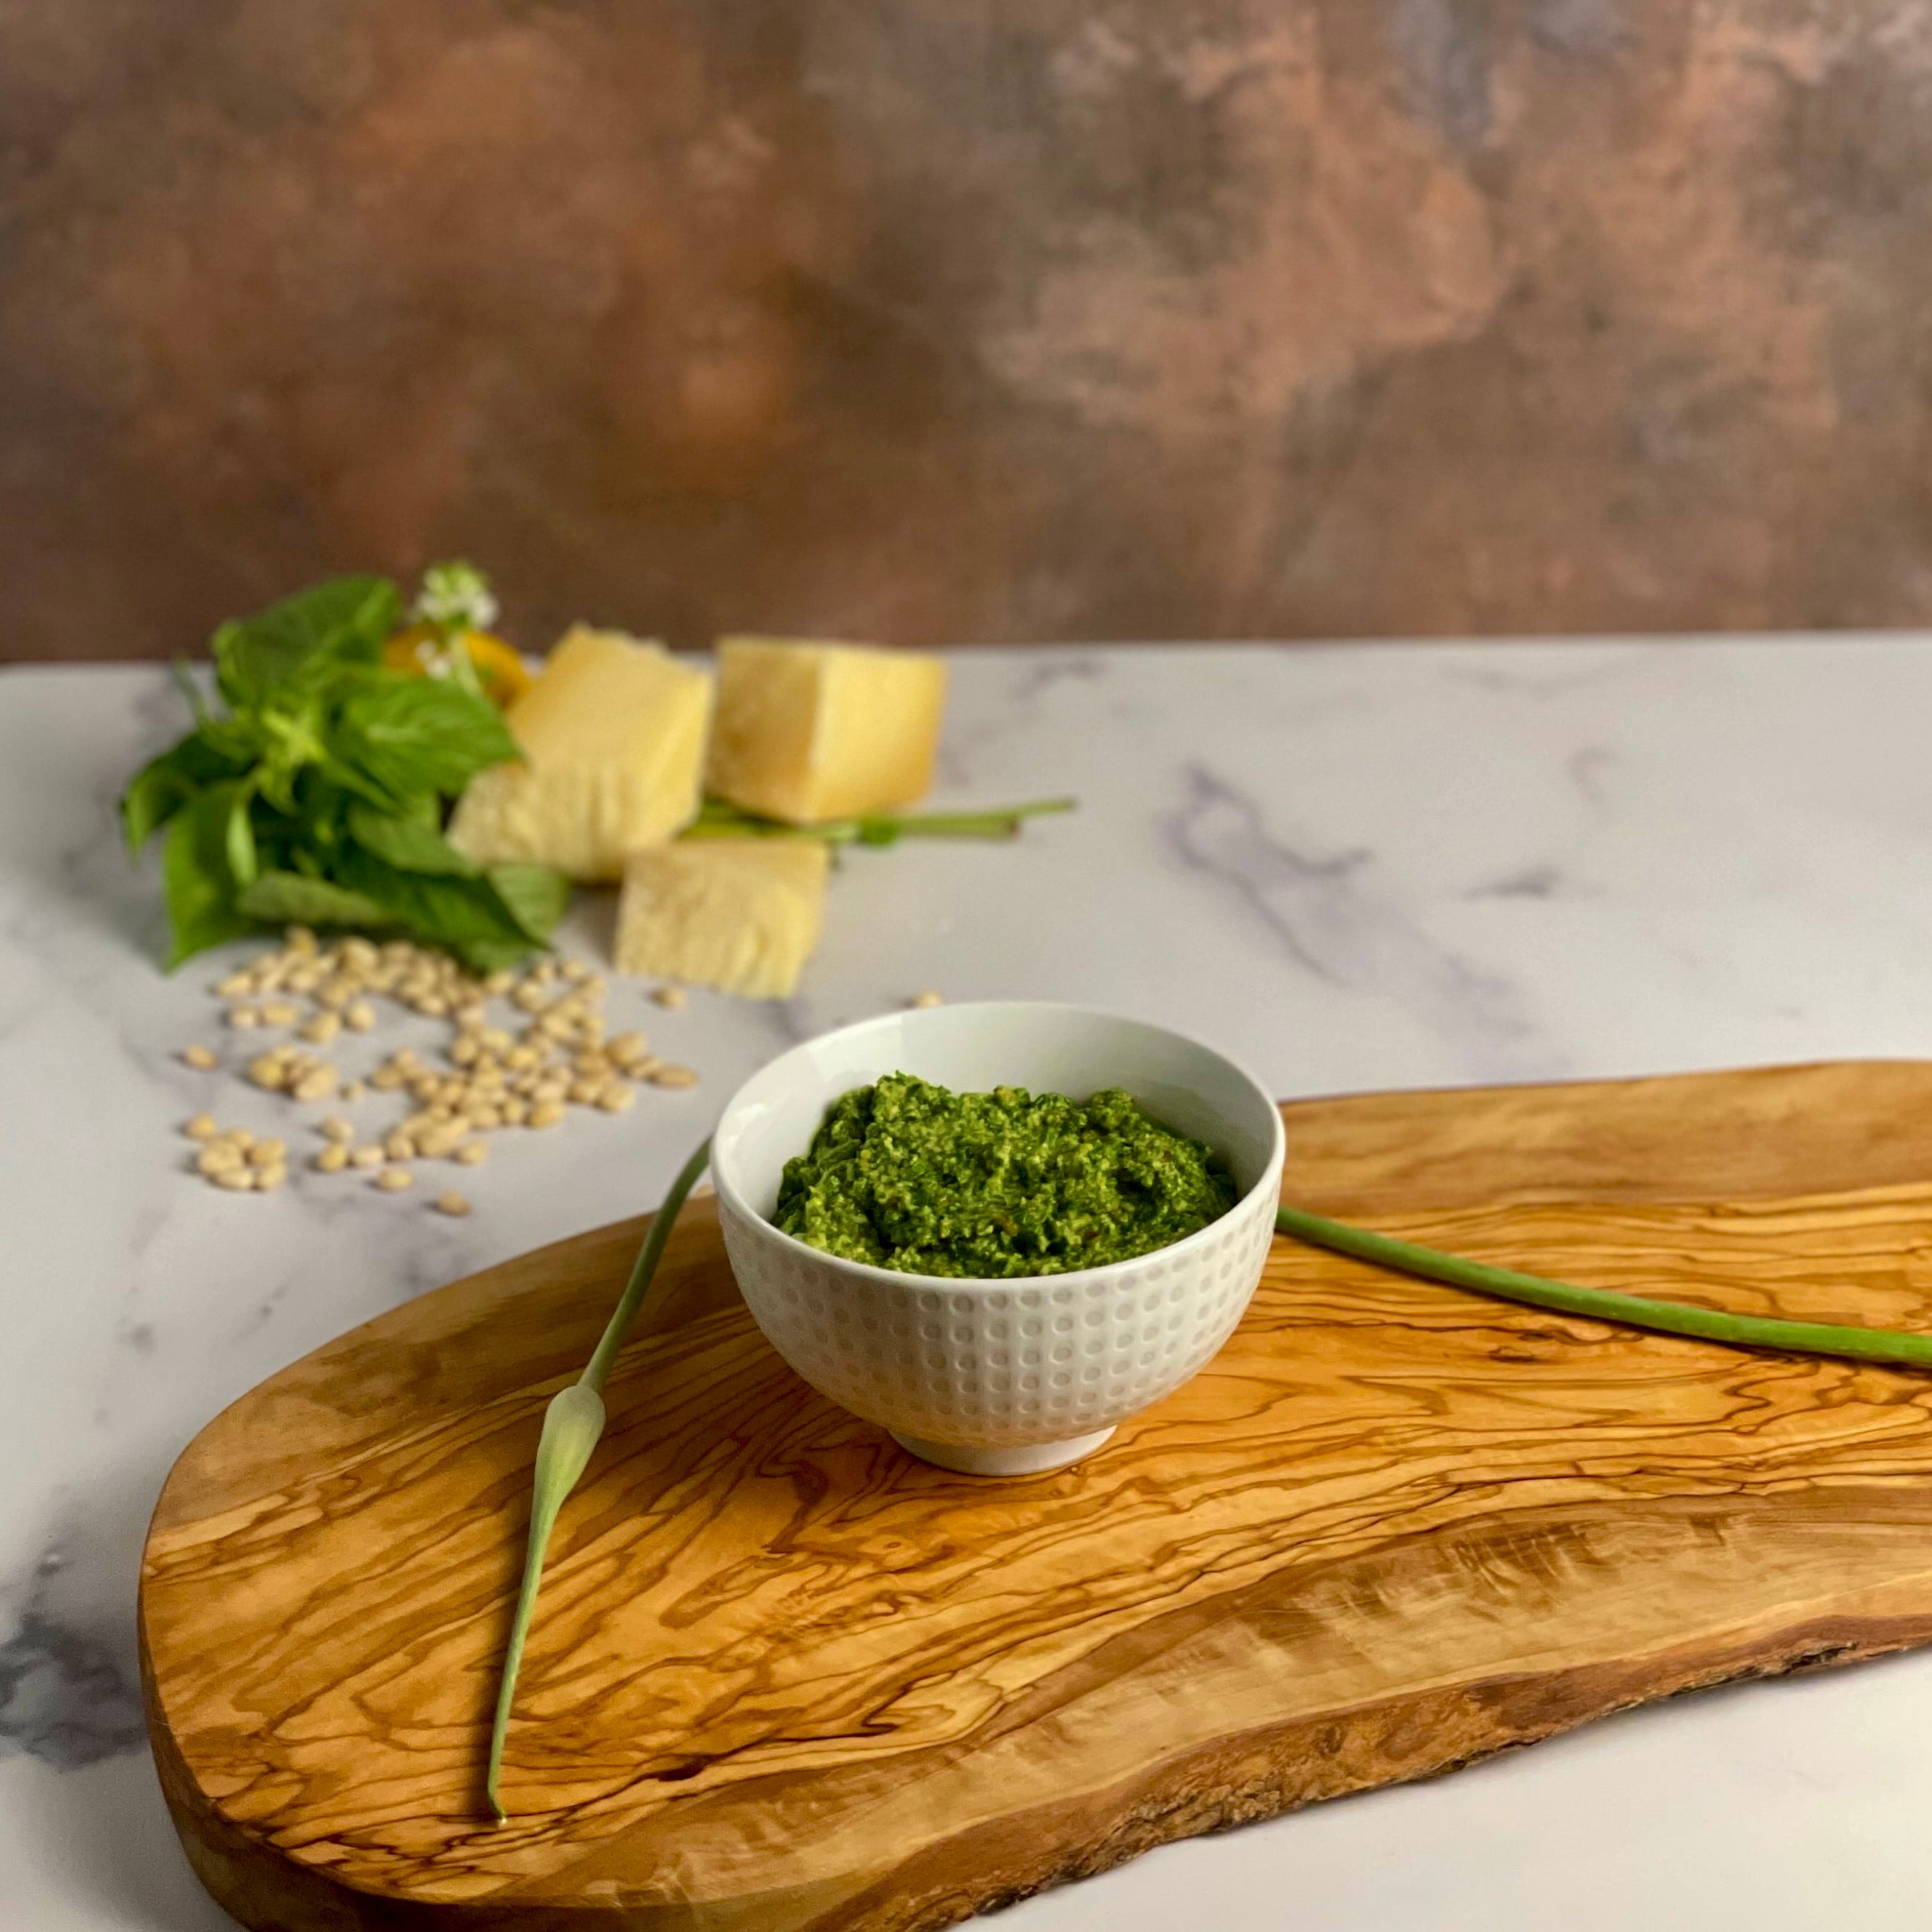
(143, 1061, 1932, 1931)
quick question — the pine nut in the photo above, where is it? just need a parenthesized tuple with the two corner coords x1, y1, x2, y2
(319, 1116, 353, 1143)
(180, 1044, 219, 1070)
(345, 1001, 378, 1031)
(300, 1012, 341, 1046)
(649, 1064, 699, 1089)
(374, 1167, 415, 1191)
(314, 1144, 349, 1173)
(247, 1138, 286, 1168)
(651, 984, 687, 1009)
(292, 1068, 337, 1103)
(455, 1141, 488, 1165)
(211, 1165, 257, 1191)
(434, 1190, 472, 1217)
(254, 1164, 288, 1192)
(227, 1006, 260, 1028)
(911, 990, 945, 1009)
(182, 1115, 218, 1141)
(526, 1101, 565, 1129)
(349, 1145, 384, 1169)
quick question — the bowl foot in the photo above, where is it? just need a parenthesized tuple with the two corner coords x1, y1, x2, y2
(888, 1426, 1116, 1477)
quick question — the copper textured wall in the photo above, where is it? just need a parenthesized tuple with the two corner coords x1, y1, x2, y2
(6, 1, 1932, 660)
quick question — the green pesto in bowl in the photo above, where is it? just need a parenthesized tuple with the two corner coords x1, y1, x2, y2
(773, 1071, 1237, 1278)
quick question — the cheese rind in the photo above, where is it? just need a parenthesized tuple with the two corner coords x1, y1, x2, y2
(615, 839, 830, 998)
(447, 627, 712, 880)
(705, 637, 947, 826)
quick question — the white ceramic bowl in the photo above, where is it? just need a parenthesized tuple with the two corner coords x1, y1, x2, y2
(711, 1002, 1285, 1476)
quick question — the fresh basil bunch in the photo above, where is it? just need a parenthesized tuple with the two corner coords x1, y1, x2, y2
(122, 574, 566, 970)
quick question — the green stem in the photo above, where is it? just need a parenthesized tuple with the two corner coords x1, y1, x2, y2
(1273, 1203, 1932, 1370)
(685, 797, 1076, 846)
(486, 1137, 713, 1822)
(582, 1138, 715, 1395)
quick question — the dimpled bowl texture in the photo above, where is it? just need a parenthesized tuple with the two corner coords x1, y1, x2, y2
(712, 1003, 1286, 1476)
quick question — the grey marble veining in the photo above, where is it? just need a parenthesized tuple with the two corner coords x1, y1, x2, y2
(9, 641, 1932, 1930)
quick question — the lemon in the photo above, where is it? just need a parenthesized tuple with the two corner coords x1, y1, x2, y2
(383, 625, 533, 709)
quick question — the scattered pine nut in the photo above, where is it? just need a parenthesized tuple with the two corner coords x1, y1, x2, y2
(179, 938, 708, 1205)
(434, 1190, 472, 1217)
(910, 990, 945, 1009)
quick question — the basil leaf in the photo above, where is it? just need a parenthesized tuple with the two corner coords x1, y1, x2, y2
(225, 787, 259, 886)
(213, 576, 401, 709)
(455, 934, 546, 974)
(160, 783, 257, 967)
(238, 871, 392, 928)
(346, 801, 479, 877)
(335, 848, 534, 961)
(121, 734, 251, 850)
(487, 864, 569, 945)
(332, 678, 519, 802)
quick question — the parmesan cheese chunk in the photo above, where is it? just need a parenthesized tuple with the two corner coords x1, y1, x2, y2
(705, 637, 947, 826)
(615, 840, 829, 999)
(448, 627, 712, 880)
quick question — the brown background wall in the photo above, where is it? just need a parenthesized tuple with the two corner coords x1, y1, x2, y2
(5, 1, 1932, 662)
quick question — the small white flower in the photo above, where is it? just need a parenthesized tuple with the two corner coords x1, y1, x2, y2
(412, 560, 498, 634)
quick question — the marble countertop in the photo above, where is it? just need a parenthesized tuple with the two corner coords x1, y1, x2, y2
(7, 640, 1932, 1931)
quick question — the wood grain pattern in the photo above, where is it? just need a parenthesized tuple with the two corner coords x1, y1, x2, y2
(141, 1061, 1932, 1931)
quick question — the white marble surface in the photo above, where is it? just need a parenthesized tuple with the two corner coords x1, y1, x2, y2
(7, 639, 1932, 1930)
